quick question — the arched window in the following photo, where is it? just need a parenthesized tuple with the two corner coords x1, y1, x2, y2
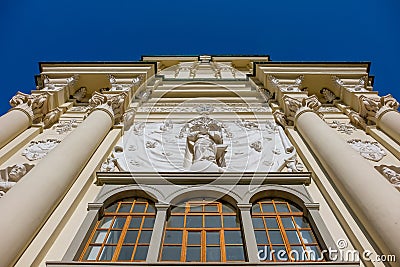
(79, 197, 155, 262)
(252, 198, 324, 262)
(160, 199, 245, 262)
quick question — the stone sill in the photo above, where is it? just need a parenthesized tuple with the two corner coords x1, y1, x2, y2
(96, 172, 312, 186)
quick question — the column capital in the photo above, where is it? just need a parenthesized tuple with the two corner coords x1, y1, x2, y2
(89, 92, 128, 125)
(9, 91, 50, 124)
(274, 95, 322, 127)
(359, 94, 399, 122)
(155, 203, 170, 211)
(236, 203, 252, 211)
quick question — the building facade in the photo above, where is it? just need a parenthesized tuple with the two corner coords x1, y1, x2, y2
(0, 55, 399, 267)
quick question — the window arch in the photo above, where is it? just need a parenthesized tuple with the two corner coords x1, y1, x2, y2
(252, 198, 324, 262)
(160, 198, 245, 262)
(79, 197, 155, 262)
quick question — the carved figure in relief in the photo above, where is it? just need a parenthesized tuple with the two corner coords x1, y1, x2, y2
(73, 87, 87, 102)
(0, 164, 34, 197)
(376, 166, 400, 191)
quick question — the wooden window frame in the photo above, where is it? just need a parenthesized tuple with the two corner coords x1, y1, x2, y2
(79, 198, 155, 262)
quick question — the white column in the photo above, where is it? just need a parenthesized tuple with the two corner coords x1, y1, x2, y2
(146, 203, 169, 262)
(237, 204, 260, 263)
(0, 92, 127, 267)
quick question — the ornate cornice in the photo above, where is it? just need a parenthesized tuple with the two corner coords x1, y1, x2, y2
(89, 92, 128, 124)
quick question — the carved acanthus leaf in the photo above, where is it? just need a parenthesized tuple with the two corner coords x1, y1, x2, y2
(268, 75, 304, 92)
(359, 95, 381, 119)
(381, 94, 399, 110)
(10, 92, 50, 123)
(89, 92, 128, 124)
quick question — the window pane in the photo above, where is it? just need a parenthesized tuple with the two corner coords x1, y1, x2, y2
(123, 230, 138, 244)
(293, 216, 310, 228)
(206, 231, 220, 245)
(186, 216, 202, 228)
(105, 203, 118, 213)
(106, 230, 122, 244)
(171, 206, 185, 213)
(268, 230, 283, 244)
(92, 231, 107, 243)
(255, 230, 268, 244)
(143, 217, 155, 228)
(167, 216, 184, 228)
(190, 205, 202, 212)
(251, 204, 261, 213)
(225, 246, 245, 261)
(129, 217, 142, 228)
(205, 215, 221, 228)
(289, 203, 301, 212)
(265, 218, 278, 229)
(223, 215, 238, 228)
(281, 217, 294, 228)
(133, 203, 146, 213)
(252, 217, 264, 229)
(164, 230, 182, 244)
(300, 230, 315, 243)
(275, 204, 289, 213)
(261, 203, 274, 213)
(186, 246, 201, 262)
(134, 246, 148, 260)
(222, 204, 236, 213)
(98, 217, 113, 228)
(206, 246, 220, 261)
(187, 231, 201, 245)
(118, 204, 132, 213)
(138, 230, 152, 243)
(99, 245, 116, 261)
(273, 246, 288, 261)
(204, 205, 218, 212)
(162, 246, 181, 261)
(146, 204, 155, 213)
(112, 217, 126, 228)
(224, 230, 242, 244)
(286, 230, 301, 244)
(118, 246, 134, 261)
(83, 245, 100, 260)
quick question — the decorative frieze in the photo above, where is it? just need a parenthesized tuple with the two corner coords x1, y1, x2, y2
(347, 139, 386, 162)
(53, 120, 78, 134)
(319, 106, 341, 113)
(22, 139, 61, 161)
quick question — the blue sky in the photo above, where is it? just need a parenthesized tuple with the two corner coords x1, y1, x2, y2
(0, 0, 399, 115)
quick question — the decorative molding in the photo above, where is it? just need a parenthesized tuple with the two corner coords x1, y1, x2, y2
(137, 105, 270, 113)
(320, 88, 337, 103)
(0, 163, 35, 197)
(348, 110, 367, 129)
(347, 139, 386, 162)
(10, 92, 50, 123)
(267, 75, 304, 92)
(72, 87, 87, 102)
(89, 92, 128, 124)
(69, 106, 91, 113)
(319, 106, 341, 113)
(375, 165, 400, 191)
(332, 75, 367, 92)
(250, 141, 262, 152)
(53, 119, 78, 134)
(327, 120, 356, 135)
(22, 139, 61, 161)
(43, 108, 63, 129)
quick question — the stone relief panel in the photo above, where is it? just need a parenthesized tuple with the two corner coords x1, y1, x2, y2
(22, 139, 61, 161)
(375, 165, 400, 191)
(0, 163, 34, 197)
(327, 120, 356, 135)
(347, 139, 386, 162)
(107, 116, 304, 173)
(52, 120, 78, 134)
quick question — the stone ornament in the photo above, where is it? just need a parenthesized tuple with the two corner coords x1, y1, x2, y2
(274, 95, 321, 127)
(320, 88, 337, 103)
(375, 165, 400, 191)
(73, 87, 87, 102)
(22, 139, 61, 161)
(235, 119, 259, 130)
(348, 110, 367, 129)
(10, 91, 50, 123)
(53, 120, 78, 134)
(359, 94, 399, 122)
(267, 75, 304, 92)
(70, 106, 91, 113)
(43, 108, 63, 128)
(89, 92, 128, 124)
(319, 106, 341, 113)
(332, 75, 368, 92)
(250, 141, 262, 152)
(327, 120, 356, 135)
(0, 163, 34, 197)
(347, 139, 386, 162)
